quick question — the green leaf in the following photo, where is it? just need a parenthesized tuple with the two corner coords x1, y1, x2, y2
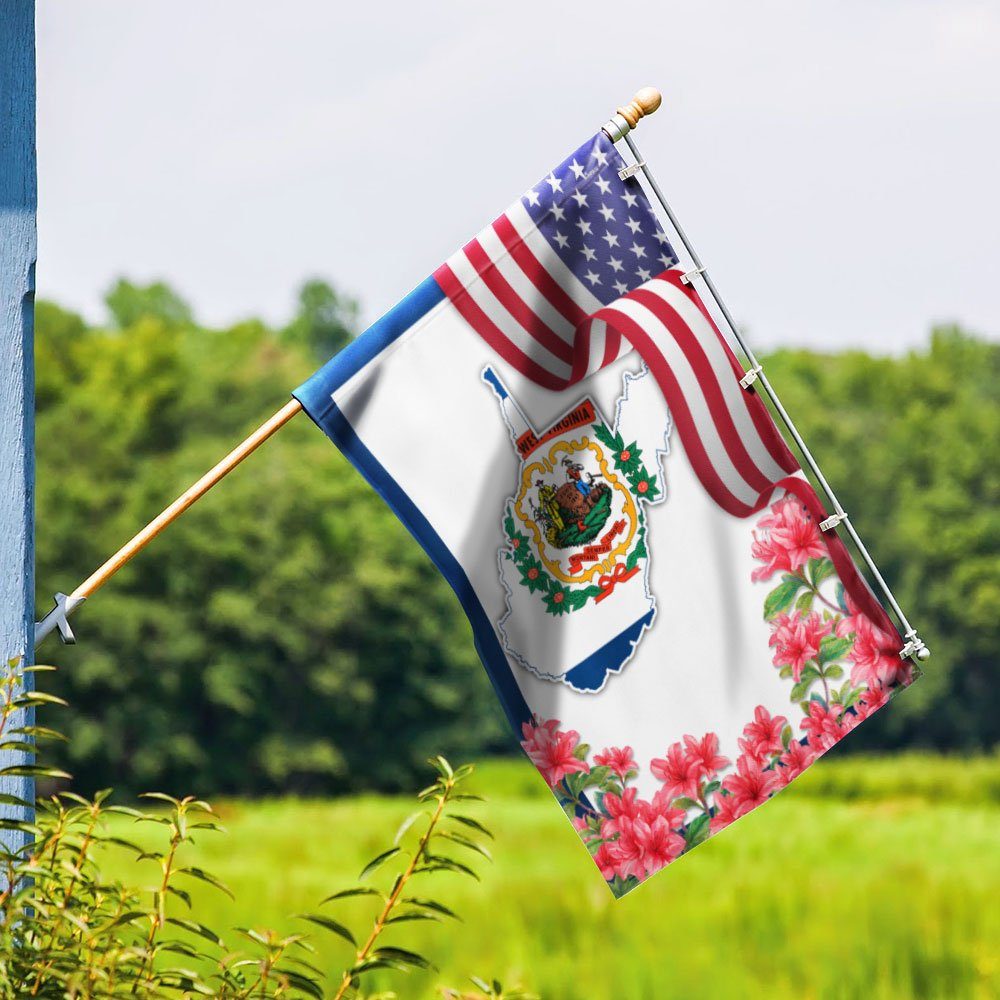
(322, 886, 384, 904)
(176, 866, 234, 899)
(402, 896, 461, 920)
(685, 812, 710, 849)
(818, 634, 853, 666)
(448, 814, 493, 839)
(394, 810, 428, 845)
(0, 764, 70, 780)
(360, 847, 401, 880)
(296, 913, 356, 946)
(764, 575, 804, 619)
(371, 946, 434, 971)
(165, 916, 225, 947)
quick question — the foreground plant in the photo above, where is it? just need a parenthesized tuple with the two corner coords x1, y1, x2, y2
(0, 657, 534, 999)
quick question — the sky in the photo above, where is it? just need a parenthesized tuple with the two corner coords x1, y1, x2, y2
(36, 1, 1000, 352)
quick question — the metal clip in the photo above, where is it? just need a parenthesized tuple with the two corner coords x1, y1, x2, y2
(680, 266, 706, 286)
(618, 161, 645, 181)
(34, 593, 86, 648)
(819, 511, 849, 532)
(899, 631, 931, 662)
(739, 365, 763, 389)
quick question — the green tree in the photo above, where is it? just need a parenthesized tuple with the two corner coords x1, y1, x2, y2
(104, 278, 193, 329)
(281, 278, 358, 361)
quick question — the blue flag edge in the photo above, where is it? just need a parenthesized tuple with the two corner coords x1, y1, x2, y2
(292, 276, 535, 736)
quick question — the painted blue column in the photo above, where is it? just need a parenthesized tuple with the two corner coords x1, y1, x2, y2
(0, 0, 37, 852)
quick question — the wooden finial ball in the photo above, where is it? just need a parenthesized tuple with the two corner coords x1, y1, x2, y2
(617, 87, 662, 129)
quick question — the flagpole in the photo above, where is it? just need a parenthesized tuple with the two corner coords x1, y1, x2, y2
(606, 89, 928, 663)
(34, 398, 303, 647)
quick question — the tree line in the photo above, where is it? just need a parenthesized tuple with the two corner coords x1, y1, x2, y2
(34, 280, 998, 796)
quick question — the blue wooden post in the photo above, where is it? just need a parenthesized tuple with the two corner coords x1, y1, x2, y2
(0, 0, 36, 852)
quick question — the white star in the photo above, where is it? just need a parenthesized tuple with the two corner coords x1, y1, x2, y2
(653, 229, 669, 245)
(637, 267, 652, 281)
(601, 230, 619, 248)
(551, 202, 566, 222)
(598, 203, 615, 222)
(584, 269, 602, 286)
(545, 172, 562, 193)
(575, 218, 593, 236)
(593, 146, 609, 167)
(608, 256, 624, 273)
(658, 253, 674, 268)
(629, 241, 647, 258)
(568, 158, 586, 179)
(554, 231, 569, 249)
(582, 245, 597, 262)
(525, 188, 541, 207)
(595, 176, 611, 195)
(613, 280, 629, 294)
(571, 190, 588, 207)
(622, 190, 638, 208)
(626, 217, 642, 234)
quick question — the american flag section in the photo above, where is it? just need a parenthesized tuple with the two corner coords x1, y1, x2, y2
(434, 132, 802, 520)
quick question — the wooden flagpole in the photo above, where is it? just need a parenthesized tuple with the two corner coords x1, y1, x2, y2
(34, 88, 664, 648)
(35, 399, 302, 645)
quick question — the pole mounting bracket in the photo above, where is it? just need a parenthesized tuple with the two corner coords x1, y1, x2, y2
(680, 266, 706, 286)
(899, 631, 931, 662)
(739, 365, 763, 389)
(618, 161, 645, 181)
(34, 593, 86, 648)
(819, 511, 849, 532)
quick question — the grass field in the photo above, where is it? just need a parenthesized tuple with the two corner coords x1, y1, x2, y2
(98, 753, 999, 1000)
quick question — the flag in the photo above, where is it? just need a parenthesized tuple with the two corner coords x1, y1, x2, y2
(294, 130, 918, 897)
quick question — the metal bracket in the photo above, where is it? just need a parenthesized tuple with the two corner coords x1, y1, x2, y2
(618, 161, 645, 181)
(739, 365, 763, 389)
(899, 630, 931, 662)
(680, 266, 706, 286)
(819, 511, 849, 532)
(34, 593, 86, 648)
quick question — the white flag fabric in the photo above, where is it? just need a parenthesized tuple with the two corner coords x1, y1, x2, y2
(295, 131, 917, 896)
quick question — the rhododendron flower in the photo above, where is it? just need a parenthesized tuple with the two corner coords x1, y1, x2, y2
(650, 741, 701, 801)
(606, 814, 685, 880)
(709, 791, 740, 834)
(519, 718, 588, 788)
(800, 701, 847, 752)
(855, 682, 891, 720)
(682, 733, 730, 782)
(769, 611, 831, 680)
(777, 738, 818, 785)
(593, 841, 617, 881)
(751, 497, 826, 582)
(721, 754, 780, 817)
(594, 745, 638, 780)
(737, 705, 788, 765)
(599, 787, 641, 839)
(847, 615, 909, 689)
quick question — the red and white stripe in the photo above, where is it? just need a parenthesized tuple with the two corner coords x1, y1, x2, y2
(436, 216, 799, 516)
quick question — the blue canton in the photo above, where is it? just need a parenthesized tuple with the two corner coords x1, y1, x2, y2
(520, 133, 678, 303)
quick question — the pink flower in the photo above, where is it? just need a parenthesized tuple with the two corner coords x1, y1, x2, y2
(848, 616, 909, 689)
(855, 682, 891, 720)
(777, 739, 818, 785)
(682, 733, 730, 782)
(709, 792, 740, 834)
(599, 787, 641, 839)
(593, 841, 617, 881)
(593, 745, 638, 780)
(751, 497, 827, 582)
(520, 718, 589, 788)
(650, 741, 701, 801)
(769, 611, 832, 680)
(800, 701, 847, 752)
(606, 814, 685, 880)
(737, 705, 788, 765)
(721, 754, 780, 817)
